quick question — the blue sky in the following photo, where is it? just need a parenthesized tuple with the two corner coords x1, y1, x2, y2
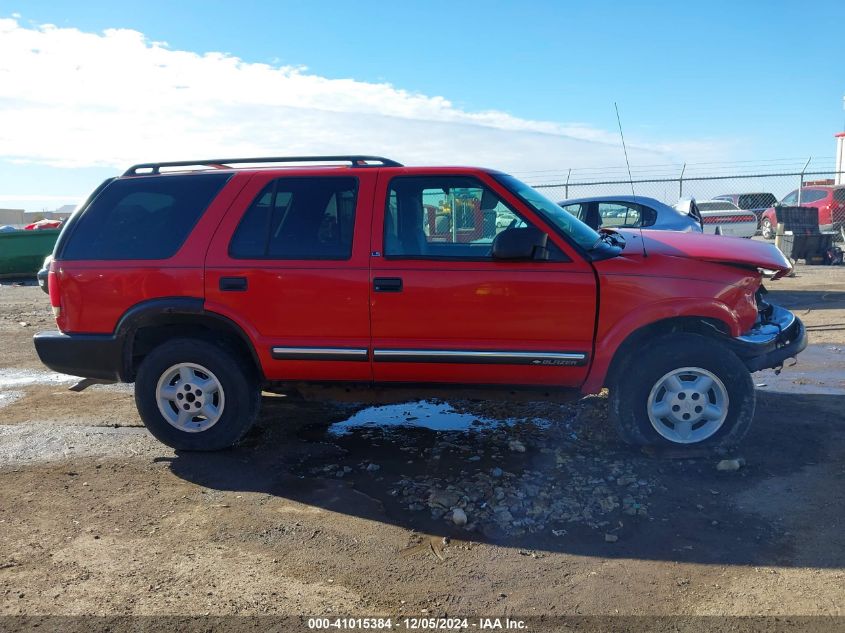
(1, 0, 844, 211)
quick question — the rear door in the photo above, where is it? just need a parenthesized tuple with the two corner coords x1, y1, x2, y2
(205, 171, 377, 381)
(369, 171, 597, 388)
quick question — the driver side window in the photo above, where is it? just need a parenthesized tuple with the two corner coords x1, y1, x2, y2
(384, 176, 564, 261)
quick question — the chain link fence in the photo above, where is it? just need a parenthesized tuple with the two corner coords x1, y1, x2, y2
(531, 170, 844, 208)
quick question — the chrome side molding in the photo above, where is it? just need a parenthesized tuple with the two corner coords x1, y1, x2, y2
(270, 347, 588, 366)
(372, 349, 588, 366)
(271, 347, 369, 361)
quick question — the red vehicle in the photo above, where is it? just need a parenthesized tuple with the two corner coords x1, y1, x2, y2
(34, 156, 806, 451)
(759, 185, 845, 239)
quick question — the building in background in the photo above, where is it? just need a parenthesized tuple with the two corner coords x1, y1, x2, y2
(0, 208, 27, 226)
(0, 205, 73, 228)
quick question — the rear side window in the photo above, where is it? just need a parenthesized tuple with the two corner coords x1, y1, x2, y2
(229, 177, 357, 260)
(62, 173, 230, 260)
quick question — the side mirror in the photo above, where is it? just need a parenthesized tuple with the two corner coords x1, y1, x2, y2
(492, 226, 549, 260)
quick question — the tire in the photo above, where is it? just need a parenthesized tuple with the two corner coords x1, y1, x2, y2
(608, 333, 755, 448)
(135, 338, 261, 451)
(760, 218, 774, 240)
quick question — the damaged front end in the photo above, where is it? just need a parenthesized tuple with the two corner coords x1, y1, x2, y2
(723, 287, 808, 373)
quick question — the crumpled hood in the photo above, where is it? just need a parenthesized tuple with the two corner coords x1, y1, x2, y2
(617, 229, 793, 278)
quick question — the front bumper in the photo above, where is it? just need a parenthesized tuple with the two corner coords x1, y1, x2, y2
(33, 331, 122, 381)
(724, 303, 807, 372)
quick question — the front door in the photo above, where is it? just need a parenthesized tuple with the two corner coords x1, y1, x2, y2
(205, 171, 376, 382)
(369, 172, 597, 388)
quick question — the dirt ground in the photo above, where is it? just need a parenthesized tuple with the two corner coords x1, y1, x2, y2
(1, 262, 844, 630)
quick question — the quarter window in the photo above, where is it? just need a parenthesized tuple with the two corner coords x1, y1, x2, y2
(229, 177, 357, 259)
(62, 173, 230, 260)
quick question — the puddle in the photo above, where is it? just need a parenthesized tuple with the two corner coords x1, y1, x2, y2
(328, 400, 504, 435)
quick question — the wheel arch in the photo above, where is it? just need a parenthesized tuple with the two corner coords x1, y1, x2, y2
(600, 316, 732, 392)
(114, 297, 263, 382)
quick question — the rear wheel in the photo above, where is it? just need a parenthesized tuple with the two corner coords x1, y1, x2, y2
(760, 218, 774, 240)
(609, 333, 755, 448)
(135, 338, 260, 450)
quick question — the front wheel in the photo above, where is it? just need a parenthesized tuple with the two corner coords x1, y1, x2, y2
(609, 333, 755, 447)
(135, 338, 261, 451)
(760, 218, 774, 240)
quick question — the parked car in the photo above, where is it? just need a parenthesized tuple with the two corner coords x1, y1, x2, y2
(758, 186, 845, 239)
(24, 218, 63, 230)
(37, 255, 52, 293)
(34, 155, 805, 451)
(713, 193, 778, 226)
(559, 195, 702, 233)
(675, 199, 757, 238)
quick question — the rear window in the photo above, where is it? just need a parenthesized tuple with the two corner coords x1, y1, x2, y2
(697, 201, 740, 212)
(737, 194, 776, 209)
(800, 189, 828, 204)
(61, 173, 231, 260)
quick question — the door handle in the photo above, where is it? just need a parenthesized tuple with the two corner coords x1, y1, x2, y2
(219, 276, 248, 292)
(373, 277, 403, 292)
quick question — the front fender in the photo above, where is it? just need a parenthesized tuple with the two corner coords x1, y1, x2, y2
(581, 297, 745, 394)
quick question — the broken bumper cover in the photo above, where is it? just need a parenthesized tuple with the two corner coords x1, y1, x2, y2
(725, 304, 807, 372)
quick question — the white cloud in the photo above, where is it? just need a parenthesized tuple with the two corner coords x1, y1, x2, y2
(0, 17, 726, 181)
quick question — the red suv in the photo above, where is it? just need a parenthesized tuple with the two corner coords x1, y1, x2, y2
(759, 185, 845, 239)
(34, 156, 806, 451)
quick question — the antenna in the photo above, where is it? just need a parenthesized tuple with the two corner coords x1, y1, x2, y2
(614, 102, 647, 257)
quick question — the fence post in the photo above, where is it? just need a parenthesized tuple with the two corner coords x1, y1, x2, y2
(679, 163, 686, 199)
(798, 157, 811, 206)
(564, 168, 571, 199)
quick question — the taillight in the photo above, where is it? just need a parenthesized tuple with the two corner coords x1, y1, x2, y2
(47, 261, 64, 328)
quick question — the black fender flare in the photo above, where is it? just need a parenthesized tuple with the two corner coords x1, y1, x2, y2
(114, 297, 262, 381)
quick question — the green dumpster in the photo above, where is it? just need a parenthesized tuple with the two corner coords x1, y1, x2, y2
(0, 229, 60, 278)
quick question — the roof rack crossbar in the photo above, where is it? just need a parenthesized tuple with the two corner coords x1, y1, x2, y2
(123, 155, 403, 176)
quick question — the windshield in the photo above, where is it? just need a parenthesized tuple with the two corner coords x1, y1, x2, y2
(494, 174, 601, 251)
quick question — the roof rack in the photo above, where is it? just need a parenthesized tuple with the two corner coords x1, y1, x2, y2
(122, 155, 403, 176)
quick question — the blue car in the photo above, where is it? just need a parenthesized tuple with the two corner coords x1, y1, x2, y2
(559, 195, 702, 233)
